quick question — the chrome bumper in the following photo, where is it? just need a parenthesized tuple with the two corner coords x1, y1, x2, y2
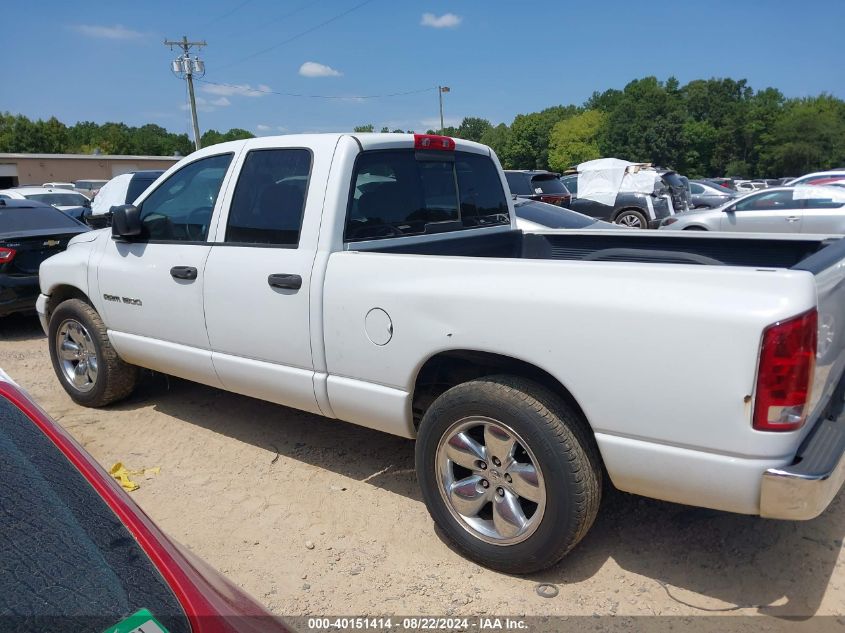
(760, 412, 845, 520)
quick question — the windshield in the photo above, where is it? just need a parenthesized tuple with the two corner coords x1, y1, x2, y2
(25, 192, 88, 207)
(530, 175, 567, 194)
(514, 200, 595, 229)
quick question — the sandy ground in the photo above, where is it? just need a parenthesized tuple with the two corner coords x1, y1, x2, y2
(2, 312, 845, 629)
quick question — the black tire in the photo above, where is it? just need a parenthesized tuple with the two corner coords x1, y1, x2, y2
(613, 208, 648, 229)
(48, 298, 138, 407)
(415, 375, 602, 574)
(683, 226, 707, 231)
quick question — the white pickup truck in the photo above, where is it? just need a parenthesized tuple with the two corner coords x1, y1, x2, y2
(37, 133, 845, 573)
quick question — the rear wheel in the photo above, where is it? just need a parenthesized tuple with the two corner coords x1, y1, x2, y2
(48, 299, 138, 407)
(415, 375, 602, 574)
(613, 209, 648, 229)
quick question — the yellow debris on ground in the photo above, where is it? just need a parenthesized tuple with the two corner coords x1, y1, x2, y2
(109, 462, 161, 492)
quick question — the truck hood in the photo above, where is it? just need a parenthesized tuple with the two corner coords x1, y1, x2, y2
(68, 229, 105, 245)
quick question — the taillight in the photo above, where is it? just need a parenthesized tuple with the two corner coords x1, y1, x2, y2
(753, 309, 817, 432)
(414, 133, 455, 151)
(0, 247, 16, 263)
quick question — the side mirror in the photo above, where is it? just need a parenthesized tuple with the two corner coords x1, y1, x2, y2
(723, 204, 736, 213)
(111, 204, 142, 240)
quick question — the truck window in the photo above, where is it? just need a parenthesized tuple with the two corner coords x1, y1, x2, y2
(225, 149, 311, 246)
(138, 154, 232, 242)
(345, 150, 509, 241)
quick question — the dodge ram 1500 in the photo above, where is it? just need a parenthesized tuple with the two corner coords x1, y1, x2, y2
(37, 133, 845, 573)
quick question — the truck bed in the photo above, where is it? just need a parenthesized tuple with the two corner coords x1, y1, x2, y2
(357, 228, 843, 271)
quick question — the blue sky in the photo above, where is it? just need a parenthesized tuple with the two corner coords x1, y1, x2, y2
(5, 0, 845, 136)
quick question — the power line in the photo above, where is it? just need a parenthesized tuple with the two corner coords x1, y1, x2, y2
(254, 0, 323, 32)
(219, 0, 378, 69)
(195, 77, 436, 100)
(203, 0, 257, 27)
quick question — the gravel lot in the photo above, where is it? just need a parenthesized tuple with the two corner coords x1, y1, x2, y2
(2, 312, 844, 630)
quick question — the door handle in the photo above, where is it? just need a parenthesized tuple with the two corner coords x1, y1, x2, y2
(786, 216, 800, 222)
(170, 266, 198, 280)
(268, 273, 302, 290)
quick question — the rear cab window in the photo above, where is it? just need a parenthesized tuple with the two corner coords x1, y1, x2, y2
(345, 150, 509, 242)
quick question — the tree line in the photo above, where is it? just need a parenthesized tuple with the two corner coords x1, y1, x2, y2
(361, 76, 845, 178)
(4, 76, 844, 178)
(0, 112, 254, 157)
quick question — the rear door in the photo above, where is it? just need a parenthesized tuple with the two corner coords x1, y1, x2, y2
(721, 189, 803, 232)
(799, 190, 845, 234)
(203, 138, 328, 415)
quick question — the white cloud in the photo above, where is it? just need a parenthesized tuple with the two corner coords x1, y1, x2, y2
(256, 124, 272, 131)
(420, 13, 461, 28)
(180, 96, 232, 113)
(71, 24, 145, 40)
(201, 83, 270, 98)
(299, 61, 342, 78)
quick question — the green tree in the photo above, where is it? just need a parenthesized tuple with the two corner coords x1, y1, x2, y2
(761, 95, 845, 176)
(479, 124, 511, 165)
(455, 117, 492, 143)
(353, 124, 374, 133)
(548, 110, 607, 172)
(504, 105, 578, 169)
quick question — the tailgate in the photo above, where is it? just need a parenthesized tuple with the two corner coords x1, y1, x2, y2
(793, 238, 845, 419)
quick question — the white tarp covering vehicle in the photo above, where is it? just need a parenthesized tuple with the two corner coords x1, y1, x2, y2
(576, 158, 662, 206)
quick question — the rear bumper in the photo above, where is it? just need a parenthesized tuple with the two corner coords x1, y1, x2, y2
(0, 275, 39, 317)
(760, 411, 845, 520)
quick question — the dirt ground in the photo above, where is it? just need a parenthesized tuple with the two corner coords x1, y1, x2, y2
(2, 312, 845, 629)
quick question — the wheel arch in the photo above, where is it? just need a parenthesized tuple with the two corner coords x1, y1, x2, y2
(411, 349, 592, 434)
(45, 285, 93, 321)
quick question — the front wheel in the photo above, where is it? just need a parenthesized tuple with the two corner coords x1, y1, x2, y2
(48, 299, 138, 407)
(415, 375, 602, 574)
(613, 209, 648, 229)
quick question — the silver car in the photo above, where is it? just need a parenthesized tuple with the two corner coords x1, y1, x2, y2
(659, 185, 845, 233)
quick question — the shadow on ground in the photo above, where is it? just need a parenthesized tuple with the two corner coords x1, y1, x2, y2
(116, 372, 844, 620)
(0, 313, 44, 342)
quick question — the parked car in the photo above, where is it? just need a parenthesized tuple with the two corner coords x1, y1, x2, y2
(708, 177, 736, 190)
(38, 133, 845, 573)
(0, 187, 91, 221)
(42, 181, 75, 190)
(74, 178, 110, 199)
(0, 369, 290, 633)
(689, 179, 737, 208)
(89, 171, 166, 227)
(504, 170, 571, 206)
(787, 171, 845, 186)
(0, 199, 89, 317)
(560, 159, 688, 229)
(513, 198, 624, 231)
(660, 185, 845, 233)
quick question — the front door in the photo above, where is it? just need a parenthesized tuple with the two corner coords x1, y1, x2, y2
(203, 144, 321, 414)
(721, 189, 803, 233)
(96, 152, 235, 385)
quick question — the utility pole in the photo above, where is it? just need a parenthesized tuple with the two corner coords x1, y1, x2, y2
(438, 86, 450, 134)
(165, 36, 207, 150)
